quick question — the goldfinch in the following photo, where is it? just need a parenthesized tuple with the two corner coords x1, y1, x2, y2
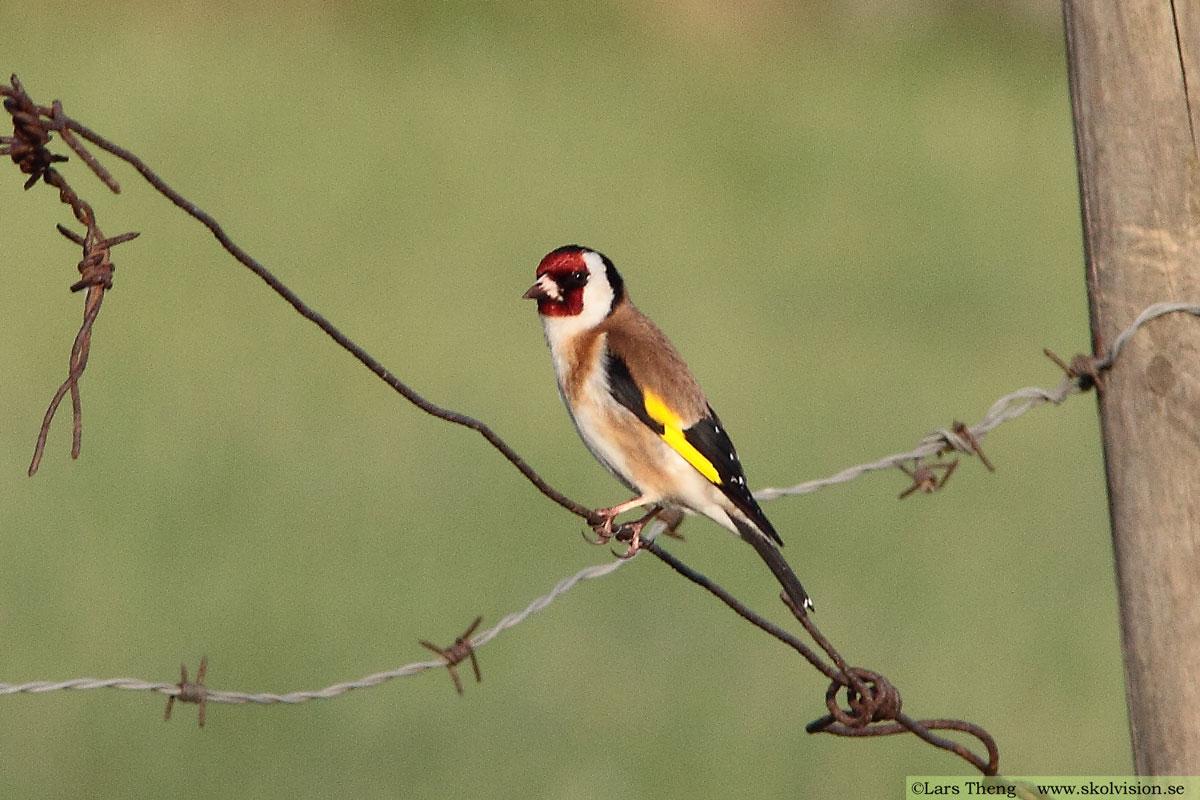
(524, 245, 813, 612)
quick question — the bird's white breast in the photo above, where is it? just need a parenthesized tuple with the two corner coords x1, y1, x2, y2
(543, 326, 637, 487)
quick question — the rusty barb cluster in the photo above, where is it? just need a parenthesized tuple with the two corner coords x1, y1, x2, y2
(1, 74, 139, 476)
(1044, 347, 1105, 391)
(897, 420, 995, 499)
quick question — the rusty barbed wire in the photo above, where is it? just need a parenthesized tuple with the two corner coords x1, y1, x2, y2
(4, 74, 1200, 777)
(1, 74, 139, 477)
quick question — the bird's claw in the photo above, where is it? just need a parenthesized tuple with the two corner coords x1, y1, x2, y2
(610, 526, 643, 559)
(583, 514, 618, 546)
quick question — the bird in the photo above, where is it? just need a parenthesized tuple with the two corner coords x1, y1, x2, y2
(523, 244, 813, 612)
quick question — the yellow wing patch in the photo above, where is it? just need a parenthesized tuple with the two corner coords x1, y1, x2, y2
(642, 391, 721, 484)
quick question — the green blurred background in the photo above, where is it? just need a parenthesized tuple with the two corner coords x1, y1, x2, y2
(0, 1, 1127, 797)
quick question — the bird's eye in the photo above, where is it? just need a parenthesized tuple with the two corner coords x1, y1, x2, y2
(560, 269, 589, 290)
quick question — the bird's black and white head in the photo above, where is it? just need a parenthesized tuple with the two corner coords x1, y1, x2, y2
(523, 245, 625, 336)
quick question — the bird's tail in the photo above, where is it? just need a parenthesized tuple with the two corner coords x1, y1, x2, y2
(730, 516, 814, 613)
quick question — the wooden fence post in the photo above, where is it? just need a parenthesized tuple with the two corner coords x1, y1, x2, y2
(1061, 0, 1200, 774)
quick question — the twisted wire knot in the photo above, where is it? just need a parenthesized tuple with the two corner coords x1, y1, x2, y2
(825, 667, 901, 728)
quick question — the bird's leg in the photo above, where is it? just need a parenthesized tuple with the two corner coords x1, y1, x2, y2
(657, 507, 687, 541)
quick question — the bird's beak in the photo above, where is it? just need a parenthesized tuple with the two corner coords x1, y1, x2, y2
(522, 274, 560, 301)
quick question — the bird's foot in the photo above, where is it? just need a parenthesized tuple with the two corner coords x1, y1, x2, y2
(611, 507, 663, 559)
(581, 511, 619, 547)
(657, 507, 687, 541)
(583, 504, 663, 558)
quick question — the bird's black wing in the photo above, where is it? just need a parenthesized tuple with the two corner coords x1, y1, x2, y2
(680, 407, 782, 546)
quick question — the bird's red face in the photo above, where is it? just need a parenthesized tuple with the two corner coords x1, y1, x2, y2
(523, 246, 591, 317)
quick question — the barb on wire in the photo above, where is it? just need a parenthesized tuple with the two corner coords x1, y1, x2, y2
(897, 459, 958, 499)
(163, 656, 208, 727)
(1044, 348, 1103, 391)
(947, 420, 994, 471)
(419, 616, 484, 695)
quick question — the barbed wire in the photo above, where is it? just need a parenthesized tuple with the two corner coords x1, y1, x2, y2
(4, 72, 1197, 776)
(2, 300, 1193, 744)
